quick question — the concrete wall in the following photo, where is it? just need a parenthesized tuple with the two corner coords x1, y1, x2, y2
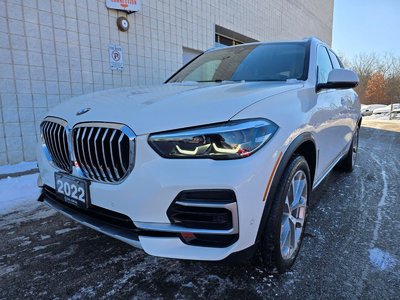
(0, 0, 334, 165)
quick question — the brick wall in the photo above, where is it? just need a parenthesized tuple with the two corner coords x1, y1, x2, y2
(0, 0, 334, 165)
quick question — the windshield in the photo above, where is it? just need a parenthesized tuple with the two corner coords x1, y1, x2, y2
(167, 42, 309, 83)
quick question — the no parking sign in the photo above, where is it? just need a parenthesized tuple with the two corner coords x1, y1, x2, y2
(109, 44, 124, 71)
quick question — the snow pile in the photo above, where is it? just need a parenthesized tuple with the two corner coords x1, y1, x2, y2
(369, 248, 397, 271)
(364, 113, 393, 120)
(0, 174, 40, 215)
(362, 103, 400, 120)
(0, 161, 37, 176)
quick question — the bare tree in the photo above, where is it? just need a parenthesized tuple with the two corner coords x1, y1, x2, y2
(347, 53, 379, 103)
(343, 52, 400, 105)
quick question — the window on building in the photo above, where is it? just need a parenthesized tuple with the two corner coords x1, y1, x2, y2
(215, 33, 243, 47)
(214, 25, 258, 47)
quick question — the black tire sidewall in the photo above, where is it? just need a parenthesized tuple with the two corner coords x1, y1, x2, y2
(352, 128, 359, 167)
(261, 155, 311, 272)
(337, 127, 359, 172)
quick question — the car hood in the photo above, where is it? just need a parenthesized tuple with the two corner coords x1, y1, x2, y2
(47, 81, 302, 135)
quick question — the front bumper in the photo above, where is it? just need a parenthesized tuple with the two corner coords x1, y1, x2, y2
(38, 185, 245, 260)
(38, 187, 142, 248)
(37, 133, 285, 261)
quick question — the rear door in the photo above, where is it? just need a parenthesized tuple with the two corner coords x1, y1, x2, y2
(328, 50, 358, 146)
(314, 46, 345, 177)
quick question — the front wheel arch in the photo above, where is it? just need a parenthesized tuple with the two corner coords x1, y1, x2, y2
(255, 132, 316, 243)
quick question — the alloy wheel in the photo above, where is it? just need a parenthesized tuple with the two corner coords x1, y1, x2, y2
(280, 170, 308, 260)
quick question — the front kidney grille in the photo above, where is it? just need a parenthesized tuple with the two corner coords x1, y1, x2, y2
(41, 119, 72, 173)
(72, 124, 134, 183)
(41, 118, 135, 184)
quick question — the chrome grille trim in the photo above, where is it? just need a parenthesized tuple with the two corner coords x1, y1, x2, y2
(72, 122, 136, 184)
(40, 118, 135, 184)
(94, 128, 107, 180)
(40, 117, 72, 173)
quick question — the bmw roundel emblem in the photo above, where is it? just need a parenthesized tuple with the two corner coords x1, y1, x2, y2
(76, 108, 91, 115)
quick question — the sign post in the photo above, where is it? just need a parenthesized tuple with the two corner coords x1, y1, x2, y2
(108, 45, 124, 71)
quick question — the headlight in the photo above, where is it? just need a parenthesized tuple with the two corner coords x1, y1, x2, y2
(148, 119, 278, 159)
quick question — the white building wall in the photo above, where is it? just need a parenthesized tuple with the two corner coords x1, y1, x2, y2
(0, 0, 334, 165)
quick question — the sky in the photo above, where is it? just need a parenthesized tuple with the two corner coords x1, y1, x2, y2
(332, 0, 400, 60)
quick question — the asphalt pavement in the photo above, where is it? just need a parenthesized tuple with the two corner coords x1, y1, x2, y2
(1, 120, 399, 299)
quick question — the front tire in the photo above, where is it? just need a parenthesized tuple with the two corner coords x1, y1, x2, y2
(260, 155, 310, 273)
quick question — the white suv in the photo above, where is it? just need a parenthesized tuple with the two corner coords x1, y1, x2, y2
(37, 37, 360, 272)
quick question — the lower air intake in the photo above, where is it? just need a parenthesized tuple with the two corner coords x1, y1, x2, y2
(167, 190, 237, 230)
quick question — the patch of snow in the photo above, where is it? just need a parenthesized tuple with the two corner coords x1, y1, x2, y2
(182, 282, 194, 288)
(368, 248, 397, 271)
(70, 286, 98, 299)
(55, 227, 80, 235)
(70, 283, 103, 300)
(0, 264, 19, 276)
(0, 174, 40, 215)
(32, 242, 60, 252)
(0, 161, 37, 175)
(0, 174, 56, 228)
(52, 245, 79, 260)
(20, 240, 32, 246)
(13, 206, 56, 223)
(104, 268, 137, 298)
(32, 245, 49, 252)
(364, 113, 392, 120)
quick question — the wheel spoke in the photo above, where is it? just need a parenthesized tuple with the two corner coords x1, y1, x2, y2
(292, 214, 305, 227)
(279, 169, 309, 261)
(280, 216, 291, 256)
(289, 218, 296, 255)
(296, 177, 306, 198)
(285, 196, 290, 212)
(291, 176, 306, 210)
(288, 182, 295, 205)
(291, 195, 307, 211)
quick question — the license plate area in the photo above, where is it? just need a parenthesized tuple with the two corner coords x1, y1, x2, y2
(55, 173, 90, 209)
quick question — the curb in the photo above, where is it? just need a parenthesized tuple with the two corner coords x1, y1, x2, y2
(0, 168, 39, 180)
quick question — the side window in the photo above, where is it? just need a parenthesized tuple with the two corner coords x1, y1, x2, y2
(317, 47, 333, 84)
(336, 55, 345, 68)
(328, 50, 342, 69)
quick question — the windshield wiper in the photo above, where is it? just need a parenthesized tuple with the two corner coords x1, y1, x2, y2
(196, 80, 240, 83)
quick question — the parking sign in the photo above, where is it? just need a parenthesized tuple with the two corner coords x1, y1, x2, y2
(109, 44, 124, 71)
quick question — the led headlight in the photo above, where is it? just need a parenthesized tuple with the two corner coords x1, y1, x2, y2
(148, 119, 278, 159)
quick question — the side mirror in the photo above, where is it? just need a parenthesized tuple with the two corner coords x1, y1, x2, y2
(317, 69, 359, 92)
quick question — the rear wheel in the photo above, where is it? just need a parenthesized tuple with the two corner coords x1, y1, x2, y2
(260, 156, 310, 273)
(336, 127, 359, 172)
